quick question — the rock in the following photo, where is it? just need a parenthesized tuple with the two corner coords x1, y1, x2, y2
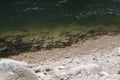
(37, 73, 45, 78)
(28, 64, 38, 68)
(67, 63, 101, 76)
(0, 59, 38, 80)
(0, 59, 28, 67)
(99, 71, 109, 76)
(113, 47, 120, 56)
(53, 68, 66, 79)
(57, 66, 65, 70)
(117, 70, 120, 74)
(37, 73, 55, 80)
(0, 46, 7, 52)
(59, 78, 65, 80)
(32, 66, 42, 73)
(45, 68, 52, 72)
(7, 67, 38, 80)
(92, 58, 97, 60)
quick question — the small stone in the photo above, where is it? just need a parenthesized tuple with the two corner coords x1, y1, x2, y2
(117, 54, 120, 56)
(57, 66, 65, 70)
(32, 66, 42, 73)
(37, 73, 55, 80)
(117, 70, 120, 74)
(92, 58, 97, 60)
(45, 68, 52, 72)
(99, 71, 109, 77)
(60, 78, 64, 80)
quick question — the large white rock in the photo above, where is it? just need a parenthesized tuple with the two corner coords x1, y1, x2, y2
(0, 59, 38, 80)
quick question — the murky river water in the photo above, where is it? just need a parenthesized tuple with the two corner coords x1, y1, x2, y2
(0, 0, 120, 33)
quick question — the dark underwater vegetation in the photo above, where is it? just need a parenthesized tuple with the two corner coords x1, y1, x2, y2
(0, 0, 120, 57)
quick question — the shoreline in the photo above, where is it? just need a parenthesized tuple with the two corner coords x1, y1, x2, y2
(8, 34, 120, 63)
(0, 29, 119, 57)
(0, 30, 117, 58)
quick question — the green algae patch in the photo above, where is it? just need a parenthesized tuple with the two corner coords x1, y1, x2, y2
(0, 22, 119, 57)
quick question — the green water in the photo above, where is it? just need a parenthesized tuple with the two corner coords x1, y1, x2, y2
(0, 0, 120, 56)
(0, 0, 120, 33)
